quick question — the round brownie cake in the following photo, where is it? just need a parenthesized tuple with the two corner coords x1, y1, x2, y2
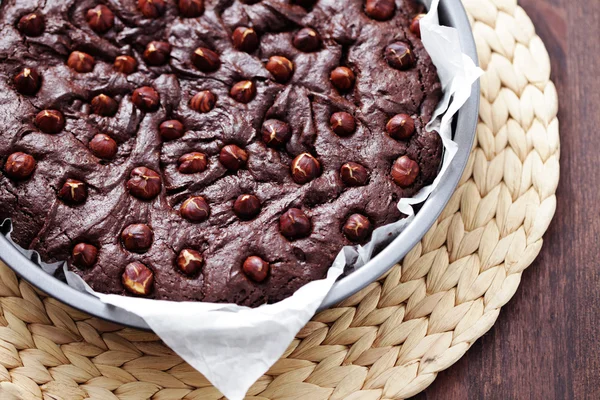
(0, 0, 442, 305)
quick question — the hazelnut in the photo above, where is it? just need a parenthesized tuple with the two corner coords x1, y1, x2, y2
(191, 47, 220, 72)
(17, 13, 45, 37)
(330, 112, 356, 136)
(233, 194, 261, 220)
(232, 26, 259, 53)
(190, 90, 217, 113)
(144, 41, 171, 66)
(365, 0, 395, 21)
(127, 166, 162, 200)
(242, 256, 269, 283)
(72, 243, 98, 269)
(159, 120, 185, 141)
(67, 51, 95, 73)
(343, 213, 371, 242)
(180, 196, 210, 222)
(132, 86, 160, 112)
(279, 208, 311, 240)
(391, 155, 419, 187)
(178, 0, 205, 18)
(138, 0, 166, 18)
(230, 80, 256, 103)
(121, 223, 153, 253)
(330, 67, 355, 91)
(89, 133, 118, 159)
(219, 144, 248, 171)
(91, 94, 118, 116)
(122, 261, 154, 296)
(4, 152, 36, 180)
(293, 27, 321, 52)
(177, 152, 208, 174)
(58, 179, 87, 204)
(14, 67, 40, 95)
(261, 119, 291, 147)
(410, 14, 426, 38)
(386, 114, 415, 140)
(86, 5, 114, 33)
(340, 162, 368, 186)
(266, 56, 294, 83)
(35, 110, 65, 134)
(291, 153, 320, 184)
(176, 249, 203, 275)
(114, 55, 138, 74)
(385, 42, 416, 70)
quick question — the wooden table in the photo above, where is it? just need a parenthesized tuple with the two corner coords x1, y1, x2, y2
(415, 1, 600, 398)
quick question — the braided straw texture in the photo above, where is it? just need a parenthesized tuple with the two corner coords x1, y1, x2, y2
(0, 1, 559, 399)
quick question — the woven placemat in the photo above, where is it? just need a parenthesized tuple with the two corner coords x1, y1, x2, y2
(0, 1, 559, 399)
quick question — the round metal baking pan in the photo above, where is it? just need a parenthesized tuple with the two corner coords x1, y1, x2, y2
(0, 0, 479, 330)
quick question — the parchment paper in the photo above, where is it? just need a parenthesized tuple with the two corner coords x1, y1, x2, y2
(3, 1, 481, 398)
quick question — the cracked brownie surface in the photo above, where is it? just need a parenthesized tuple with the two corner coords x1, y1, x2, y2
(0, 0, 442, 305)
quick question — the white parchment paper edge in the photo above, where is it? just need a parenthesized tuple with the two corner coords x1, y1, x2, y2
(3, 1, 481, 398)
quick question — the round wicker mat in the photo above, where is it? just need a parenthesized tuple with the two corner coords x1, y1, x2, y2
(0, 1, 559, 399)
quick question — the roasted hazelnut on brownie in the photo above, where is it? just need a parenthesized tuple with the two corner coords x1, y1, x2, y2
(340, 162, 369, 186)
(178, 152, 208, 174)
(279, 208, 311, 240)
(114, 55, 137, 74)
(291, 153, 321, 184)
(89, 134, 118, 159)
(233, 194, 261, 220)
(35, 110, 65, 134)
(4, 152, 36, 180)
(219, 145, 248, 171)
(266, 56, 294, 83)
(159, 120, 185, 141)
(385, 42, 416, 70)
(191, 47, 220, 72)
(122, 261, 154, 296)
(91, 94, 118, 116)
(67, 51, 95, 73)
(126, 167, 162, 200)
(365, 0, 395, 21)
(121, 223, 153, 253)
(190, 90, 217, 112)
(86, 5, 114, 33)
(176, 249, 204, 275)
(72, 243, 98, 269)
(386, 114, 415, 140)
(132, 86, 160, 112)
(230, 81, 256, 103)
(58, 179, 87, 204)
(262, 119, 292, 147)
(293, 27, 321, 52)
(330, 67, 355, 91)
(14, 67, 40, 95)
(144, 41, 171, 66)
(232, 26, 259, 52)
(178, 0, 205, 18)
(180, 196, 210, 222)
(391, 156, 419, 187)
(410, 14, 426, 38)
(343, 213, 371, 242)
(243, 256, 269, 282)
(138, 0, 166, 18)
(18, 13, 44, 36)
(330, 112, 356, 136)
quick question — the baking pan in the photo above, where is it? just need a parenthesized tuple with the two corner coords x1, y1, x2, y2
(0, 0, 479, 330)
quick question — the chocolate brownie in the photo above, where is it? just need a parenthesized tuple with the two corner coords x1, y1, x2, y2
(0, 0, 442, 306)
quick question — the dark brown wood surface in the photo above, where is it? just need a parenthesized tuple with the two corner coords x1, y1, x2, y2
(414, 1, 600, 398)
